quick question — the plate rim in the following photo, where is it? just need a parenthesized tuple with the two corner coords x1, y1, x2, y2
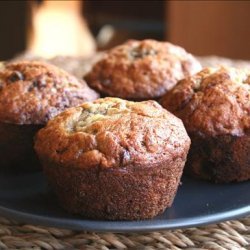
(1, 172, 250, 233)
(0, 204, 250, 232)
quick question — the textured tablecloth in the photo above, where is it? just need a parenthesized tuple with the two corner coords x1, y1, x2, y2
(0, 216, 249, 249)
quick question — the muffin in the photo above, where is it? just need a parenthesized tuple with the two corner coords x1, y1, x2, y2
(0, 61, 99, 172)
(84, 39, 201, 100)
(161, 67, 250, 183)
(34, 98, 190, 220)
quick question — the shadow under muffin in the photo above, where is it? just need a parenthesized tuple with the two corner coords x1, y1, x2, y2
(0, 123, 42, 173)
(186, 132, 250, 183)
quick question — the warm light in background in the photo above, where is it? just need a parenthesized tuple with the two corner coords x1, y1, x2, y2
(28, 0, 96, 58)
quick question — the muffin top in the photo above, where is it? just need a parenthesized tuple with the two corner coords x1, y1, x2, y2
(161, 67, 250, 137)
(0, 61, 99, 125)
(35, 98, 190, 170)
(85, 39, 201, 100)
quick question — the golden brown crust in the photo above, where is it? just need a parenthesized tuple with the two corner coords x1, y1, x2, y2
(35, 98, 190, 170)
(0, 61, 99, 125)
(161, 67, 250, 182)
(35, 97, 190, 220)
(85, 39, 201, 100)
(161, 67, 250, 137)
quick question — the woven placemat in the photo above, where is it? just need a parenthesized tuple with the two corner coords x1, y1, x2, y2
(0, 216, 249, 249)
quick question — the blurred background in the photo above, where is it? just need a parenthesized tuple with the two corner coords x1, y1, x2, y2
(0, 0, 249, 60)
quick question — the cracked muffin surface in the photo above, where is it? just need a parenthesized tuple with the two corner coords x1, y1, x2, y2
(34, 97, 191, 220)
(161, 67, 250, 137)
(161, 67, 250, 182)
(85, 39, 201, 100)
(35, 97, 190, 169)
(0, 61, 99, 125)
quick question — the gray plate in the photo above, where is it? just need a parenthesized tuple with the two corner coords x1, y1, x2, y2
(0, 172, 250, 232)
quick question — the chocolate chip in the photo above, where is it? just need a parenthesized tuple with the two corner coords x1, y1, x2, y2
(28, 86, 33, 92)
(8, 71, 24, 82)
(44, 113, 51, 121)
(56, 147, 68, 154)
(131, 50, 142, 59)
(92, 128, 98, 134)
(29, 78, 47, 91)
(33, 78, 46, 88)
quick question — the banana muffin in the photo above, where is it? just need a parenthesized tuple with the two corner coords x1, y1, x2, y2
(161, 67, 250, 183)
(34, 98, 190, 220)
(0, 61, 99, 172)
(84, 39, 201, 100)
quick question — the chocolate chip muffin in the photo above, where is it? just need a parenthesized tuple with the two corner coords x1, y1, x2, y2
(84, 39, 201, 100)
(161, 67, 250, 183)
(0, 61, 99, 172)
(34, 98, 190, 220)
